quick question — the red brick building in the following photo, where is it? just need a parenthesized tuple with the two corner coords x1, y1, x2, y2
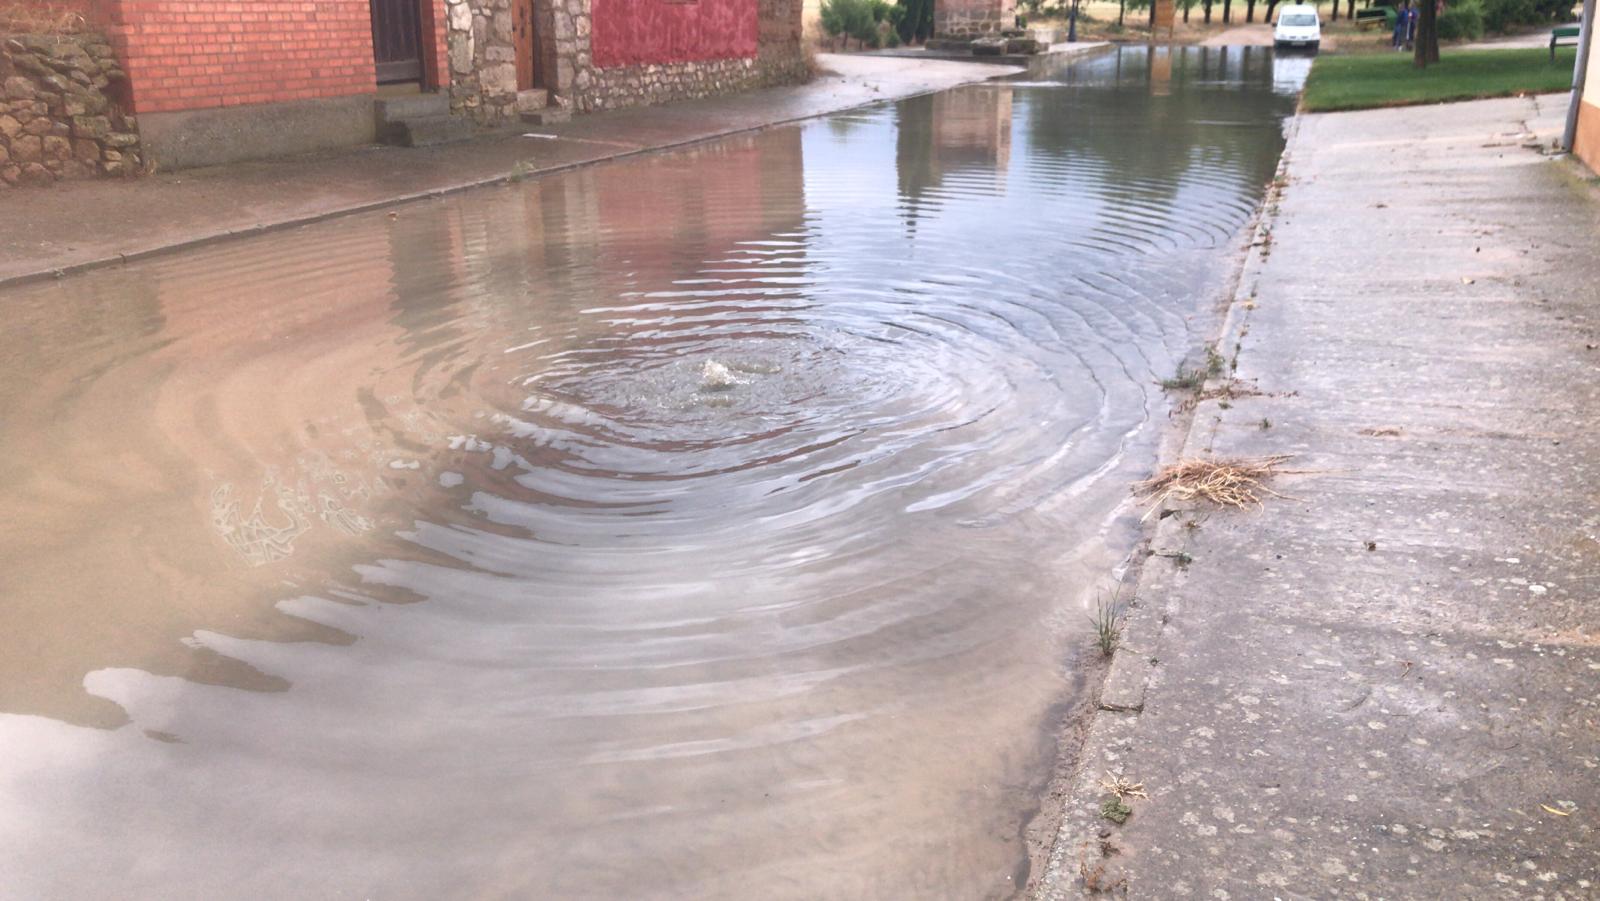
(8, 0, 804, 169)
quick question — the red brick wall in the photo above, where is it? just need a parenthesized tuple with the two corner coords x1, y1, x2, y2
(420, 0, 446, 94)
(7, 2, 453, 115)
(99, 1, 376, 113)
(591, 0, 758, 68)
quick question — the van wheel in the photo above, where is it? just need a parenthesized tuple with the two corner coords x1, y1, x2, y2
(1309, 41, 1320, 52)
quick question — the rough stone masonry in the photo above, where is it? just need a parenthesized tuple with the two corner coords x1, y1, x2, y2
(442, 0, 808, 125)
(0, 31, 141, 187)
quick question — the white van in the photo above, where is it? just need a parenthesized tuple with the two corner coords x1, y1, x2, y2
(1274, 4, 1322, 51)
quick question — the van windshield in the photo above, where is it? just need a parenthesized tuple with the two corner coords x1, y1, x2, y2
(1280, 13, 1317, 24)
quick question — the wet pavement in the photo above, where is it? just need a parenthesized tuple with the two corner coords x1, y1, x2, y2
(0, 47, 1304, 899)
(0, 52, 1040, 287)
(1040, 96, 1600, 897)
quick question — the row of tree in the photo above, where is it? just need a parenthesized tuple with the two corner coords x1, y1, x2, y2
(818, 0, 934, 46)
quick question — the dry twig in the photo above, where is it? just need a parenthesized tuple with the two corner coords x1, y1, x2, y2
(1099, 772, 1149, 800)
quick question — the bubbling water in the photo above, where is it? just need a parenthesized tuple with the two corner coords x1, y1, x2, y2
(698, 359, 745, 391)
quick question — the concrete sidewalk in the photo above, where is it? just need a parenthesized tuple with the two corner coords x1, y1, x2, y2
(1040, 96, 1600, 897)
(0, 51, 1105, 287)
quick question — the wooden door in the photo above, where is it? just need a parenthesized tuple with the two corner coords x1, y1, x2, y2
(515, 0, 542, 90)
(371, 0, 424, 84)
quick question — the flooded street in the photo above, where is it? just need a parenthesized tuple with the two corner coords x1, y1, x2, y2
(0, 47, 1303, 899)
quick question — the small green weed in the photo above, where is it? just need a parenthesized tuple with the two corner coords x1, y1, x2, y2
(1100, 797, 1132, 824)
(1089, 594, 1123, 657)
(1153, 549, 1193, 569)
(1160, 367, 1206, 391)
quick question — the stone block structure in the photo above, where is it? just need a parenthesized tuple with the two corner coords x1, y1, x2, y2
(0, 31, 141, 187)
(934, 0, 1016, 40)
(443, 0, 807, 124)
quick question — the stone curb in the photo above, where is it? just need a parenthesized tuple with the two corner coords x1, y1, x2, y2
(1034, 111, 1304, 900)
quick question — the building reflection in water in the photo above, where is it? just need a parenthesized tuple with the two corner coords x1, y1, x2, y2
(0, 127, 809, 731)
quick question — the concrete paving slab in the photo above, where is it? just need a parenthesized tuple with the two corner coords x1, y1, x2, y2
(1039, 96, 1600, 898)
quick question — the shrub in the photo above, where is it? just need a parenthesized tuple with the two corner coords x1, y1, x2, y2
(1480, 0, 1575, 31)
(1438, 0, 1485, 38)
(895, 0, 936, 43)
(821, 0, 879, 46)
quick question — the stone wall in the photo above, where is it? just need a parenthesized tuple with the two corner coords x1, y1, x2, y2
(443, 0, 806, 123)
(445, 0, 522, 125)
(568, 0, 806, 112)
(934, 0, 1016, 39)
(1, 31, 140, 187)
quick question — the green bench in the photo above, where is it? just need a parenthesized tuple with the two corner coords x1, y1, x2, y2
(1354, 8, 1390, 29)
(1551, 24, 1581, 62)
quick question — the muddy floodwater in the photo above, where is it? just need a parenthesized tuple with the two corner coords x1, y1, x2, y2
(0, 47, 1303, 899)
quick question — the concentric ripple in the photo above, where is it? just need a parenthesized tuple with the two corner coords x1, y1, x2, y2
(0, 46, 1303, 900)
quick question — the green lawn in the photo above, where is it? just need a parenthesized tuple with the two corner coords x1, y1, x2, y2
(1302, 46, 1579, 112)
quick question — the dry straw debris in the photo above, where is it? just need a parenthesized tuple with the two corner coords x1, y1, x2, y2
(0, 2, 86, 34)
(1099, 772, 1149, 801)
(1136, 455, 1294, 515)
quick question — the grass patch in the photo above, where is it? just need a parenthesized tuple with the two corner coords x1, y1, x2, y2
(1099, 797, 1133, 825)
(1303, 47, 1578, 112)
(1159, 345, 1225, 392)
(1159, 367, 1207, 391)
(1089, 593, 1124, 656)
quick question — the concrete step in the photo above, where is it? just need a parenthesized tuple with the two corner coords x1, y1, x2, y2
(375, 92, 451, 125)
(520, 107, 571, 126)
(387, 114, 474, 148)
(516, 89, 549, 113)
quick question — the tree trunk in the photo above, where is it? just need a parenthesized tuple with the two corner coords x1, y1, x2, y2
(1413, 0, 1439, 67)
(1427, 3, 1440, 62)
(1119, 0, 1126, 25)
(1149, 0, 1157, 27)
(1204, 0, 1213, 23)
(1247, 0, 1256, 22)
(1184, 1, 1191, 21)
(1223, 0, 1231, 22)
(1329, 0, 1338, 21)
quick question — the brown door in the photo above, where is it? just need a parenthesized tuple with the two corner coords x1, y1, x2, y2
(371, 0, 424, 84)
(515, 0, 542, 90)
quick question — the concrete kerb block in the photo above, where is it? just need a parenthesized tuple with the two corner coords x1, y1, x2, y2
(1097, 508, 1189, 713)
(1094, 135, 1289, 716)
(1036, 704, 1143, 900)
(1032, 116, 1307, 900)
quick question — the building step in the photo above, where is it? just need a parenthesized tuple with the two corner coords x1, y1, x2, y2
(387, 114, 475, 148)
(520, 107, 571, 126)
(375, 92, 451, 125)
(516, 89, 549, 113)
